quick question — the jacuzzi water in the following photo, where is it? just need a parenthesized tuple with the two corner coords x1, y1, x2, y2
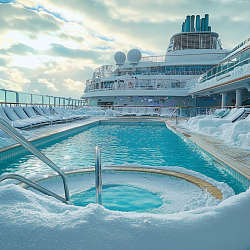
(71, 184, 163, 212)
(1, 124, 247, 194)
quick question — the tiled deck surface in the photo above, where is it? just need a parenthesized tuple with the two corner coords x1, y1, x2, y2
(165, 119, 250, 181)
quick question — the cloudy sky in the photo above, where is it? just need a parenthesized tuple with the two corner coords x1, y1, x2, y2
(0, 0, 249, 99)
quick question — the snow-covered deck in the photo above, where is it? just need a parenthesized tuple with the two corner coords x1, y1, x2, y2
(166, 119, 250, 184)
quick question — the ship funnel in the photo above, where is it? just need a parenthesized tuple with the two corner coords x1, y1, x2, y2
(196, 15, 200, 31)
(205, 14, 209, 31)
(191, 15, 195, 32)
(201, 18, 205, 31)
(186, 15, 190, 32)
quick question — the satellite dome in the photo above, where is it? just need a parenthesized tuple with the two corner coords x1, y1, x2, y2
(127, 49, 141, 66)
(114, 51, 126, 66)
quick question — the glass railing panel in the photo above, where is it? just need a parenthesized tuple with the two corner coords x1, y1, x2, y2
(43, 96, 50, 105)
(32, 94, 42, 104)
(0, 90, 5, 103)
(19, 93, 31, 105)
(240, 48, 250, 61)
(6, 91, 16, 103)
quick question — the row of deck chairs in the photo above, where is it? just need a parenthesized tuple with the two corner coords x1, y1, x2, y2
(213, 107, 250, 122)
(111, 107, 175, 117)
(0, 106, 87, 130)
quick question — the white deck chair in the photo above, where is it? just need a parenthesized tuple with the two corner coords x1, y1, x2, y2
(2, 107, 33, 129)
(23, 107, 51, 125)
(136, 107, 147, 116)
(160, 108, 172, 117)
(146, 107, 158, 116)
(0, 107, 29, 129)
(33, 106, 64, 124)
(121, 107, 130, 116)
(53, 107, 76, 121)
(40, 107, 71, 123)
(13, 106, 44, 127)
(130, 107, 137, 116)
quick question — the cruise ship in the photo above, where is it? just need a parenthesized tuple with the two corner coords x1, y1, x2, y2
(81, 14, 230, 107)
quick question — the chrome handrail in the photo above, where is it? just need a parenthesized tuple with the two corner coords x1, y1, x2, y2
(0, 174, 69, 204)
(95, 146, 102, 205)
(0, 117, 70, 203)
(171, 107, 179, 124)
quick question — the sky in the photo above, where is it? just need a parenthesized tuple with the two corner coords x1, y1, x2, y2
(0, 0, 249, 99)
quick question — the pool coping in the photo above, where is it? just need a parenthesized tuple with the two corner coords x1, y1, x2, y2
(20, 166, 223, 200)
(165, 120, 250, 188)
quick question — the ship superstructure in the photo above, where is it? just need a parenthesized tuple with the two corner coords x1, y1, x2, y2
(81, 14, 229, 107)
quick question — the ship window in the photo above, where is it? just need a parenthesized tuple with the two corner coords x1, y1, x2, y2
(212, 67, 217, 75)
(240, 49, 250, 61)
(221, 61, 228, 72)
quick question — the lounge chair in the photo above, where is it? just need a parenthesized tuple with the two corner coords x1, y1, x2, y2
(33, 106, 64, 124)
(13, 106, 45, 127)
(146, 107, 158, 116)
(136, 107, 147, 116)
(52, 107, 76, 121)
(160, 108, 172, 117)
(22, 107, 51, 126)
(1, 107, 32, 129)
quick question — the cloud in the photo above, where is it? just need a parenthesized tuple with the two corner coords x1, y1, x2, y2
(0, 78, 23, 92)
(0, 58, 8, 67)
(0, 3, 63, 39)
(57, 32, 84, 43)
(0, 0, 250, 101)
(37, 78, 58, 91)
(63, 78, 85, 91)
(43, 43, 113, 64)
(0, 43, 36, 56)
(6, 69, 31, 84)
(0, 68, 30, 92)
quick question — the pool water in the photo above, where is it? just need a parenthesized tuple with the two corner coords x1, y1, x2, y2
(71, 184, 163, 212)
(1, 124, 247, 194)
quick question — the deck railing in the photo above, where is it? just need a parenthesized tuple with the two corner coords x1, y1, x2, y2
(0, 88, 86, 108)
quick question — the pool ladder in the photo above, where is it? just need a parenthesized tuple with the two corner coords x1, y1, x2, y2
(0, 117, 103, 205)
(95, 146, 102, 205)
(0, 117, 70, 204)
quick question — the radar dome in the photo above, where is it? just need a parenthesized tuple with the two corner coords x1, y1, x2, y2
(127, 49, 141, 66)
(114, 51, 126, 66)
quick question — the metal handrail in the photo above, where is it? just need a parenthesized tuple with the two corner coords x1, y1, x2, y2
(171, 107, 179, 124)
(95, 146, 102, 205)
(0, 174, 69, 204)
(0, 117, 70, 203)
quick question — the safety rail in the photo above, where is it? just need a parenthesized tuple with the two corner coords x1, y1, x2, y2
(171, 107, 179, 124)
(0, 174, 68, 204)
(95, 146, 102, 205)
(0, 101, 83, 109)
(0, 116, 70, 204)
(0, 88, 85, 107)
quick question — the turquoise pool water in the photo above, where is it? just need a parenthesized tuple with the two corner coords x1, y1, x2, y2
(1, 124, 247, 194)
(71, 184, 163, 212)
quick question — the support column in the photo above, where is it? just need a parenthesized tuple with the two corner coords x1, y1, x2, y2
(236, 89, 243, 107)
(221, 92, 228, 107)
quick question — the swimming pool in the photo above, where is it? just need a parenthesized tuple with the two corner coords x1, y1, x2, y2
(0, 121, 248, 194)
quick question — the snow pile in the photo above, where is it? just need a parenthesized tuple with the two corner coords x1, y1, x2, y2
(0, 128, 34, 149)
(28, 169, 234, 214)
(180, 110, 250, 150)
(0, 184, 250, 249)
